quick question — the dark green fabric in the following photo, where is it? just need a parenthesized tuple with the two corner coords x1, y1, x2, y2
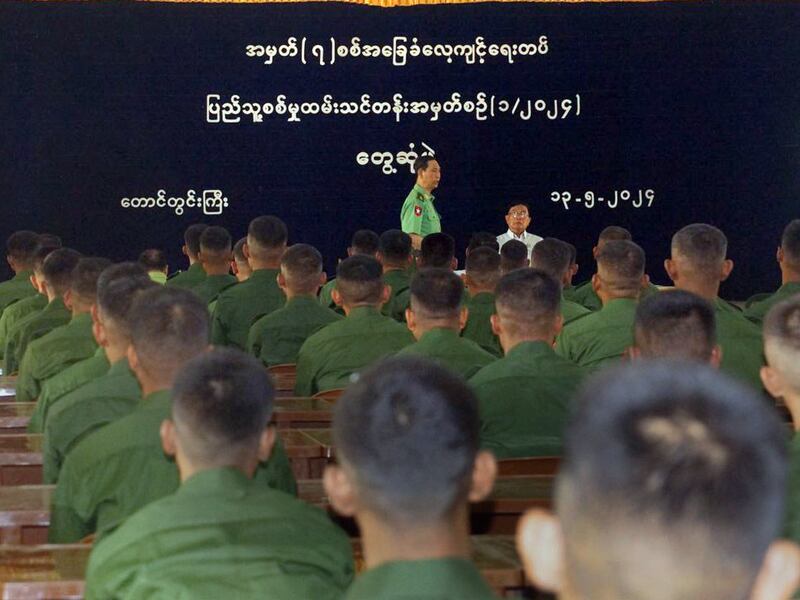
(561, 296, 591, 325)
(317, 278, 344, 314)
(397, 328, 496, 379)
(555, 298, 637, 369)
(0, 293, 46, 361)
(191, 273, 237, 305)
(295, 306, 414, 395)
(248, 296, 343, 366)
(461, 292, 502, 357)
(50, 389, 297, 543)
(714, 299, 765, 391)
(382, 269, 412, 322)
(211, 269, 285, 350)
(85, 467, 354, 600)
(345, 558, 495, 600)
(470, 341, 585, 459)
(165, 263, 206, 290)
(567, 280, 659, 312)
(0, 271, 37, 316)
(744, 282, 800, 325)
(4, 297, 70, 375)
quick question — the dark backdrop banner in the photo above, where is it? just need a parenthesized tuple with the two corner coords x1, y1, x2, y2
(2, 1, 799, 298)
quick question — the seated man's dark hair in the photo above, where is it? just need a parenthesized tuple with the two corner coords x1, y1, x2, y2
(465, 247, 501, 289)
(379, 230, 412, 266)
(531, 238, 571, 281)
(281, 244, 323, 295)
(467, 232, 500, 254)
(70, 257, 113, 304)
(495, 268, 561, 335)
(336, 255, 385, 306)
(41, 248, 82, 296)
(420, 233, 455, 269)
(780, 219, 800, 269)
(671, 223, 728, 277)
(6, 231, 40, 267)
(597, 225, 632, 244)
(183, 224, 209, 257)
(138, 249, 168, 272)
(350, 230, 380, 256)
(410, 268, 464, 320)
(97, 263, 156, 337)
(248, 216, 288, 249)
(596, 240, 645, 296)
(500, 239, 528, 273)
(233, 237, 247, 262)
(200, 226, 232, 255)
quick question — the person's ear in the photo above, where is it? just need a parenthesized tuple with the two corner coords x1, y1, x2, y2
(592, 245, 599, 259)
(319, 272, 328, 287)
(323, 464, 358, 518)
(405, 308, 417, 334)
(181, 244, 188, 258)
(450, 257, 458, 271)
(517, 509, 567, 594)
(664, 258, 678, 283)
(256, 425, 277, 462)
(380, 284, 391, 305)
(709, 344, 723, 369)
(458, 306, 469, 331)
(777, 247, 784, 265)
(63, 289, 73, 310)
(197, 250, 205, 265)
(591, 273, 601, 294)
(553, 313, 564, 337)
(243, 242, 251, 260)
(641, 273, 651, 289)
(230, 260, 239, 275)
(750, 539, 800, 600)
(331, 288, 343, 307)
(571, 263, 579, 277)
(277, 272, 288, 293)
(90, 305, 107, 348)
(127, 345, 141, 378)
(468, 450, 497, 503)
(720, 259, 734, 282)
(490, 313, 502, 337)
(160, 419, 177, 457)
(28, 274, 37, 292)
(761, 365, 786, 401)
(505, 214, 513, 229)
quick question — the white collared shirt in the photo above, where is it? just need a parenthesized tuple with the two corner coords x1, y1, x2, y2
(496, 230, 543, 257)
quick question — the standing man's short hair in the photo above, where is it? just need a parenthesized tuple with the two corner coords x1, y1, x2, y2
(413, 155, 437, 177)
(420, 233, 455, 269)
(183, 224, 209, 258)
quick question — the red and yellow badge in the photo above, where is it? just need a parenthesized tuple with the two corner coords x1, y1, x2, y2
(414, 205, 423, 217)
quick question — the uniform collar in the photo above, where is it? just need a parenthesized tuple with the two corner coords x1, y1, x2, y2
(12, 271, 32, 281)
(286, 295, 320, 308)
(349, 557, 492, 597)
(600, 297, 638, 312)
(43, 297, 67, 313)
(419, 327, 460, 343)
(149, 271, 168, 285)
(347, 305, 382, 319)
(140, 388, 172, 410)
(505, 340, 554, 360)
(469, 291, 495, 304)
(187, 263, 206, 276)
(178, 467, 251, 499)
(69, 311, 93, 326)
(249, 268, 280, 281)
(107, 356, 133, 378)
(505, 229, 529, 241)
(780, 282, 800, 293)
(413, 183, 435, 202)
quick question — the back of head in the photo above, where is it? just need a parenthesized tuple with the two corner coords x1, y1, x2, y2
(467, 231, 500, 255)
(596, 240, 645, 297)
(6, 231, 40, 269)
(558, 362, 787, 600)
(138, 249, 168, 272)
(671, 223, 728, 277)
(32, 241, 64, 273)
(336, 255, 384, 306)
(281, 244, 323, 295)
(763, 297, 800, 394)
(41, 248, 82, 296)
(379, 230, 412, 267)
(781, 219, 800, 271)
(233, 237, 247, 263)
(129, 287, 210, 382)
(410, 268, 463, 320)
(635, 290, 715, 362)
(172, 348, 274, 468)
(495, 268, 561, 336)
(247, 216, 288, 261)
(70, 257, 113, 305)
(36, 234, 62, 249)
(184, 224, 209, 258)
(334, 356, 479, 526)
(350, 230, 380, 256)
(531, 238, 571, 281)
(597, 225, 632, 245)
(420, 233, 455, 269)
(500, 239, 528, 273)
(97, 263, 156, 338)
(465, 246, 501, 290)
(200, 226, 232, 256)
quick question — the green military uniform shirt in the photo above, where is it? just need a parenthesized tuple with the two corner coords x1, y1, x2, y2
(295, 306, 415, 396)
(318, 279, 345, 316)
(400, 184, 441, 237)
(0, 293, 46, 361)
(50, 389, 297, 543)
(462, 292, 502, 357)
(211, 269, 285, 350)
(43, 357, 141, 484)
(567, 280, 659, 312)
(383, 269, 412, 322)
(714, 299, 765, 390)
(248, 296, 343, 367)
(165, 263, 206, 289)
(85, 467, 354, 600)
(470, 341, 585, 459)
(4, 297, 70, 375)
(345, 557, 496, 600)
(744, 282, 800, 325)
(28, 348, 109, 434)
(562, 296, 591, 326)
(192, 273, 237, 306)
(556, 297, 638, 369)
(16, 312, 97, 403)
(397, 328, 496, 380)
(0, 271, 36, 317)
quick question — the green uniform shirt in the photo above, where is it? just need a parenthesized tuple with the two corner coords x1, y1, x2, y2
(43, 357, 141, 484)
(786, 433, 800, 544)
(714, 299, 765, 390)
(562, 296, 591, 326)
(556, 298, 638, 369)
(744, 282, 800, 325)
(50, 389, 297, 543)
(383, 269, 412, 322)
(295, 306, 415, 396)
(0, 293, 46, 361)
(318, 279, 346, 316)
(398, 328, 496, 379)
(85, 467, 354, 600)
(462, 292, 502, 357)
(400, 184, 441, 237)
(4, 297, 70, 375)
(165, 263, 206, 290)
(192, 273, 237, 306)
(0, 271, 36, 316)
(470, 341, 585, 459)
(345, 557, 496, 600)
(211, 269, 285, 350)
(16, 312, 97, 403)
(148, 271, 168, 285)
(568, 280, 659, 312)
(28, 348, 109, 434)
(248, 296, 343, 367)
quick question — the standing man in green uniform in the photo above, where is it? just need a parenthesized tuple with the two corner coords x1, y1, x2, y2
(50, 287, 295, 543)
(401, 155, 441, 250)
(248, 244, 342, 367)
(16, 257, 111, 403)
(377, 230, 413, 322)
(745, 219, 800, 324)
(294, 256, 414, 396)
(318, 230, 380, 314)
(556, 241, 647, 369)
(470, 269, 585, 459)
(0, 231, 40, 317)
(665, 224, 764, 390)
(85, 349, 354, 600)
(517, 362, 800, 600)
(462, 247, 503, 357)
(211, 216, 287, 350)
(166, 223, 208, 289)
(398, 269, 496, 379)
(531, 238, 592, 326)
(191, 226, 237, 306)
(324, 357, 498, 600)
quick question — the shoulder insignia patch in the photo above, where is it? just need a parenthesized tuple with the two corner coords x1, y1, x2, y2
(414, 205, 423, 217)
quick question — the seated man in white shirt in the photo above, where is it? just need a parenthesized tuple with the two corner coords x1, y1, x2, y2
(496, 204, 542, 258)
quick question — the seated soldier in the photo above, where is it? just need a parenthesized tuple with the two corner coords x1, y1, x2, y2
(499, 239, 529, 274)
(231, 237, 251, 282)
(42, 264, 155, 483)
(631, 289, 721, 365)
(377, 229, 413, 322)
(0, 231, 40, 317)
(248, 244, 341, 367)
(665, 223, 763, 389)
(563, 240, 579, 291)
(462, 247, 503, 357)
(324, 356, 499, 600)
(466, 231, 500, 256)
(191, 226, 237, 305)
(50, 287, 296, 543)
(470, 269, 585, 458)
(137, 249, 168, 285)
(4, 248, 81, 375)
(398, 268, 496, 379)
(419, 232, 458, 270)
(564, 226, 633, 310)
(531, 238, 591, 325)
(211, 216, 287, 349)
(16, 257, 110, 402)
(557, 240, 646, 369)
(319, 229, 380, 313)
(294, 255, 414, 395)
(746, 220, 800, 324)
(85, 349, 354, 600)
(166, 223, 207, 289)
(517, 361, 800, 600)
